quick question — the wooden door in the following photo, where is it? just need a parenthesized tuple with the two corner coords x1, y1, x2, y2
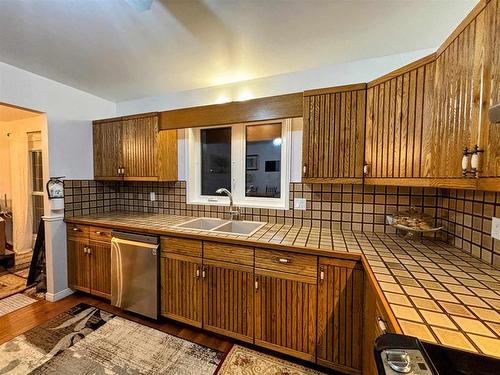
(365, 55, 435, 184)
(161, 253, 203, 327)
(254, 269, 317, 362)
(67, 238, 91, 293)
(202, 259, 254, 342)
(89, 239, 111, 299)
(302, 84, 366, 184)
(93, 120, 122, 179)
(317, 258, 364, 374)
(121, 114, 158, 179)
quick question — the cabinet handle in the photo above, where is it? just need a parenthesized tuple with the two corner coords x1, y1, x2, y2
(72, 227, 79, 232)
(202, 267, 206, 279)
(378, 317, 388, 334)
(95, 231, 103, 235)
(195, 266, 200, 278)
(276, 257, 292, 264)
(83, 247, 88, 254)
(87, 247, 91, 255)
(319, 266, 325, 283)
(255, 279, 259, 291)
(303, 164, 307, 176)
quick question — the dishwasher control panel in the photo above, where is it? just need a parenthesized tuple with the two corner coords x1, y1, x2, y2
(380, 349, 433, 374)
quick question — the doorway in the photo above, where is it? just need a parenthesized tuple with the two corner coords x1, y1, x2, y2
(0, 103, 47, 301)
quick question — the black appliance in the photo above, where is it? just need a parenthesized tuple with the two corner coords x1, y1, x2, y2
(375, 333, 499, 374)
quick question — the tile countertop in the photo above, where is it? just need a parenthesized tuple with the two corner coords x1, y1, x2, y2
(65, 212, 500, 359)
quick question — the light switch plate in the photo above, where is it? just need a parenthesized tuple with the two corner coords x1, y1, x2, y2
(294, 198, 307, 210)
(150, 192, 156, 202)
(492, 217, 500, 240)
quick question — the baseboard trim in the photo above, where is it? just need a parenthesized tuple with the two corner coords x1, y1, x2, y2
(45, 288, 74, 302)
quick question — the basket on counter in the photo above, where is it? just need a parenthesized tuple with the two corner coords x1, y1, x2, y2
(386, 207, 442, 240)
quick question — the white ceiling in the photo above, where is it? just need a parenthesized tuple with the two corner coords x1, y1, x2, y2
(0, 0, 477, 102)
(0, 104, 41, 122)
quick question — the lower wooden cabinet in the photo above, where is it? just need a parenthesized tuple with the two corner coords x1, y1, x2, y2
(67, 237, 91, 293)
(202, 259, 254, 342)
(67, 228, 111, 299)
(317, 257, 364, 374)
(161, 253, 203, 328)
(254, 269, 317, 362)
(89, 239, 111, 298)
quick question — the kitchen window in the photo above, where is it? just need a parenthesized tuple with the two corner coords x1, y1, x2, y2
(187, 119, 291, 209)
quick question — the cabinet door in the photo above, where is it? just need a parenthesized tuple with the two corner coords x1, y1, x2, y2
(121, 115, 158, 179)
(161, 253, 202, 327)
(317, 258, 364, 373)
(202, 259, 254, 342)
(93, 120, 122, 179)
(255, 269, 317, 362)
(302, 84, 366, 184)
(365, 57, 435, 182)
(89, 240, 111, 299)
(67, 238, 90, 293)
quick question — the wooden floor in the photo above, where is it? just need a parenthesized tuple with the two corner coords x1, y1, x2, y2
(0, 292, 234, 353)
(0, 292, 336, 374)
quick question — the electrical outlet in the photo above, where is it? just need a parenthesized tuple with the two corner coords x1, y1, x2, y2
(492, 217, 500, 240)
(294, 198, 307, 210)
(149, 192, 156, 202)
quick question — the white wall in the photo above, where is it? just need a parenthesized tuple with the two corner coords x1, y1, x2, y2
(117, 48, 434, 115)
(0, 61, 116, 301)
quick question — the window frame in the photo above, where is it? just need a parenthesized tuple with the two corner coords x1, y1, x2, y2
(186, 119, 291, 210)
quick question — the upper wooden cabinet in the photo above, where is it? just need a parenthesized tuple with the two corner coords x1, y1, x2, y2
(431, 0, 499, 189)
(364, 0, 499, 191)
(93, 113, 178, 181)
(365, 55, 436, 184)
(302, 84, 366, 184)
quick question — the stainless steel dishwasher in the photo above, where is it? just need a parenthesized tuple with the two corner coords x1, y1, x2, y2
(111, 231, 159, 319)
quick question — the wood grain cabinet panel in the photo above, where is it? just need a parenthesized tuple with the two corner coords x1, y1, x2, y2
(202, 259, 254, 342)
(365, 56, 436, 183)
(89, 240, 111, 299)
(93, 113, 177, 181)
(302, 84, 366, 184)
(93, 120, 122, 179)
(67, 238, 91, 293)
(317, 258, 364, 374)
(67, 225, 112, 299)
(161, 253, 203, 328)
(254, 269, 317, 362)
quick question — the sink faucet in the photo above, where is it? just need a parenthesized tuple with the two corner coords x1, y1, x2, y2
(216, 188, 240, 220)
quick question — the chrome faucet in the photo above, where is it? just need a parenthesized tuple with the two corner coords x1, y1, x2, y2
(216, 188, 240, 220)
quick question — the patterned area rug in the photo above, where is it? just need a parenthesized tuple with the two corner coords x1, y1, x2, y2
(0, 303, 224, 374)
(0, 293, 36, 317)
(218, 345, 327, 375)
(0, 273, 27, 299)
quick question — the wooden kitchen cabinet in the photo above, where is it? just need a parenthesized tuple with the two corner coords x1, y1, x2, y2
(317, 257, 364, 374)
(254, 269, 317, 361)
(93, 113, 178, 181)
(431, 0, 499, 191)
(161, 253, 203, 327)
(365, 55, 436, 185)
(202, 259, 254, 342)
(67, 224, 111, 298)
(67, 237, 91, 293)
(302, 84, 366, 184)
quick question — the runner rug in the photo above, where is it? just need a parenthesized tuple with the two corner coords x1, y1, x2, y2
(0, 303, 224, 374)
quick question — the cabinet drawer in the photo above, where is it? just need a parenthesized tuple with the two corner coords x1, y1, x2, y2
(204, 242, 254, 266)
(89, 226, 112, 242)
(255, 248, 317, 278)
(67, 224, 89, 239)
(161, 236, 202, 258)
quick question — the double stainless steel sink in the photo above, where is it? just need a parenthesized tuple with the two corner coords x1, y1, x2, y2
(174, 217, 265, 236)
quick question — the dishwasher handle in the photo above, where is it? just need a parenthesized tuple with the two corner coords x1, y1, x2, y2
(111, 230, 159, 245)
